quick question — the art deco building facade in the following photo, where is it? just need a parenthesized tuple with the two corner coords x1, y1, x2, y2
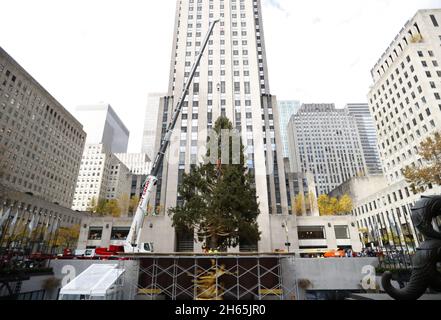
(0, 46, 86, 230)
(346, 103, 383, 176)
(350, 9, 441, 247)
(142, 93, 164, 160)
(115, 153, 151, 204)
(72, 144, 131, 213)
(144, 0, 289, 252)
(287, 104, 368, 196)
(278, 100, 301, 158)
(75, 104, 129, 154)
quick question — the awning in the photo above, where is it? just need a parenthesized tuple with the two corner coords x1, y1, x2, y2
(60, 264, 125, 297)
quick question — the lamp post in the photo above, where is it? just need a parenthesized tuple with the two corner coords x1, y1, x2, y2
(217, 83, 220, 115)
(16, 209, 30, 258)
(0, 202, 15, 252)
(50, 217, 61, 256)
(26, 209, 40, 256)
(5, 206, 21, 254)
(282, 220, 291, 253)
(42, 213, 52, 255)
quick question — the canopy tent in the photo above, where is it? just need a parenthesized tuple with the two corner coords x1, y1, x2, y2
(59, 264, 125, 300)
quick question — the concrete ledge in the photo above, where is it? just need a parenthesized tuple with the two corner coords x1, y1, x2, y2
(350, 293, 441, 300)
(295, 258, 379, 290)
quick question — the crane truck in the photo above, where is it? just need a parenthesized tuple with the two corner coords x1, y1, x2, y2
(116, 19, 220, 254)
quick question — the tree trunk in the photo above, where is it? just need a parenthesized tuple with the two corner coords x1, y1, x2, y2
(209, 234, 218, 250)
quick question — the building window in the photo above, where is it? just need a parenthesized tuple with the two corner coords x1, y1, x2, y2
(244, 82, 250, 94)
(234, 82, 240, 93)
(88, 227, 103, 240)
(334, 225, 350, 239)
(110, 227, 130, 240)
(430, 14, 439, 27)
(298, 226, 326, 240)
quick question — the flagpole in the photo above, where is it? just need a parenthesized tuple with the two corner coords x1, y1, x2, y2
(46, 214, 56, 264)
(0, 204, 14, 251)
(5, 209, 20, 253)
(49, 216, 61, 256)
(0, 203, 7, 264)
(22, 209, 38, 257)
(36, 212, 46, 253)
(21, 212, 32, 256)
(29, 211, 42, 255)
(15, 209, 30, 259)
(41, 213, 52, 254)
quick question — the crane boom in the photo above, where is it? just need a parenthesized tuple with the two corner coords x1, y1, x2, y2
(124, 20, 219, 253)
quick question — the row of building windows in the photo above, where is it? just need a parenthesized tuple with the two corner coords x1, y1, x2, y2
(0, 60, 85, 206)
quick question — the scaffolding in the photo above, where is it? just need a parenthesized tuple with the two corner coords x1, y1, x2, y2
(123, 253, 298, 301)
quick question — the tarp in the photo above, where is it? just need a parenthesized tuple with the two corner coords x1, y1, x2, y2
(60, 264, 125, 297)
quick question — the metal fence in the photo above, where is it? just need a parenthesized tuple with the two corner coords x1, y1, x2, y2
(361, 211, 419, 274)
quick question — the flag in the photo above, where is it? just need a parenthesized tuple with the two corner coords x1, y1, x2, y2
(8, 210, 19, 235)
(44, 216, 50, 240)
(0, 207, 11, 228)
(51, 218, 59, 234)
(28, 214, 36, 233)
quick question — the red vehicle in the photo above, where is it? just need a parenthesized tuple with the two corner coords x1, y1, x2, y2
(95, 245, 125, 257)
(29, 252, 55, 260)
(54, 248, 75, 259)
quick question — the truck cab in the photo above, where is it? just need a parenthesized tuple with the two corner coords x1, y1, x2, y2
(142, 242, 154, 253)
(125, 242, 154, 253)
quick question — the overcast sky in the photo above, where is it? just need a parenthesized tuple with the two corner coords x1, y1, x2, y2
(1, 0, 440, 153)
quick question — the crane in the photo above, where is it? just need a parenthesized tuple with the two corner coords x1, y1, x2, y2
(123, 19, 220, 254)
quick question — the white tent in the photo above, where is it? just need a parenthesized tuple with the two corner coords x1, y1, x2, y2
(59, 264, 125, 300)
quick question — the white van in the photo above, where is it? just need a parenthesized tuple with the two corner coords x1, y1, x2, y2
(75, 249, 96, 258)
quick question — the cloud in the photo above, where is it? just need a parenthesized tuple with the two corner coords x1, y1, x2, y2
(265, 0, 284, 11)
(312, 17, 322, 24)
(349, 57, 361, 69)
(263, 0, 291, 18)
(1, 0, 439, 151)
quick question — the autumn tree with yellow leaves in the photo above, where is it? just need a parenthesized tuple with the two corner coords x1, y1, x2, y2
(87, 197, 122, 217)
(293, 192, 318, 216)
(402, 131, 441, 193)
(128, 195, 140, 216)
(337, 194, 353, 214)
(317, 194, 353, 216)
(293, 194, 305, 216)
(50, 224, 80, 249)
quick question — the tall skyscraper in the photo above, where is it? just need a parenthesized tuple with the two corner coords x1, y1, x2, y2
(115, 153, 151, 204)
(0, 46, 86, 232)
(278, 100, 301, 158)
(144, 0, 288, 253)
(369, 9, 441, 185)
(142, 93, 164, 160)
(349, 9, 441, 246)
(346, 103, 383, 176)
(75, 104, 130, 153)
(72, 144, 131, 213)
(0, 47, 86, 208)
(287, 104, 368, 195)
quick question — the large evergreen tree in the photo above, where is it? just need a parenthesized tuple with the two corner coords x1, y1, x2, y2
(169, 117, 261, 250)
